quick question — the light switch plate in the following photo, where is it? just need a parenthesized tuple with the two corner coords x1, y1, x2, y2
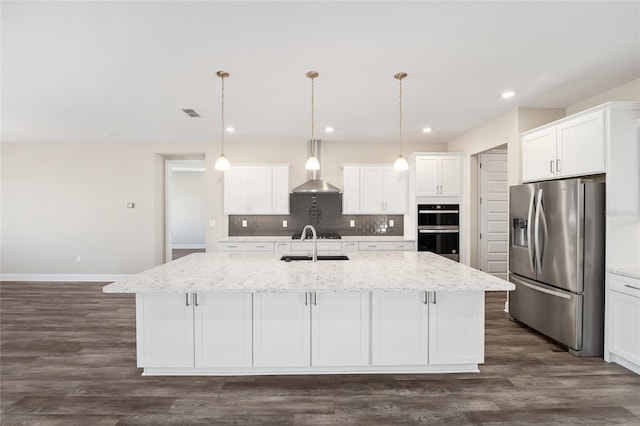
(242, 220, 248, 228)
(282, 220, 288, 227)
(350, 220, 355, 227)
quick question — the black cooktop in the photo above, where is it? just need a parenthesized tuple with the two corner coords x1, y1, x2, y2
(292, 232, 342, 240)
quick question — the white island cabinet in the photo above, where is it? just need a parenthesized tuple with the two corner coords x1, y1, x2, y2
(105, 251, 513, 376)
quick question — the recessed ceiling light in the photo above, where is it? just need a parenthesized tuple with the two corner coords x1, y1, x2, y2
(501, 91, 515, 99)
(422, 127, 432, 133)
(225, 127, 235, 132)
(325, 127, 334, 133)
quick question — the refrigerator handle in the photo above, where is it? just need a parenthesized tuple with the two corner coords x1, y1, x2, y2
(526, 190, 536, 273)
(534, 188, 543, 273)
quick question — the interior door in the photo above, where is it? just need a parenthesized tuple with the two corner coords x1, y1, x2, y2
(508, 183, 537, 281)
(536, 179, 581, 293)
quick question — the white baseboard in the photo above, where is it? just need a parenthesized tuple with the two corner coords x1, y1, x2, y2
(171, 244, 206, 249)
(0, 274, 130, 283)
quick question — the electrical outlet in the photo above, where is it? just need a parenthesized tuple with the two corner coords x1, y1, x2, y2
(242, 220, 247, 228)
(389, 220, 395, 227)
(76, 255, 82, 263)
(282, 220, 288, 227)
(350, 220, 355, 227)
(208, 220, 216, 228)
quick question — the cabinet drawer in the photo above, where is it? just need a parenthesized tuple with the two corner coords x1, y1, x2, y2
(610, 274, 640, 298)
(219, 242, 275, 252)
(342, 242, 359, 252)
(275, 242, 292, 253)
(358, 241, 414, 251)
(291, 242, 343, 252)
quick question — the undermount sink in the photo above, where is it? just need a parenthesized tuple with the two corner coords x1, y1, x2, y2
(280, 255, 349, 262)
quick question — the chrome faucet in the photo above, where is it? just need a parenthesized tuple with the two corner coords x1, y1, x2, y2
(300, 224, 318, 262)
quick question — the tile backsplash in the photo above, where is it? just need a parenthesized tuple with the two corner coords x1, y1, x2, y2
(229, 193, 403, 237)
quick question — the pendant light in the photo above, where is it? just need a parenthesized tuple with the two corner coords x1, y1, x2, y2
(393, 72, 409, 171)
(305, 71, 321, 171)
(214, 71, 231, 171)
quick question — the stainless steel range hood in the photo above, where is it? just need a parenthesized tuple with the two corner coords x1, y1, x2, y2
(292, 139, 341, 193)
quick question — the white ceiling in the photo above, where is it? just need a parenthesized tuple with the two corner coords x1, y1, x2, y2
(2, 1, 639, 145)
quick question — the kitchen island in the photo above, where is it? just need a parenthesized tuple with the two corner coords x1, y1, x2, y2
(103, 251, 513, 376)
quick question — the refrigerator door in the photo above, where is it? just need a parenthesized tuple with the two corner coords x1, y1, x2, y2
(509, 184, 537, 281)
(536, 179, 582, 293)
(509, 273, 582, 351)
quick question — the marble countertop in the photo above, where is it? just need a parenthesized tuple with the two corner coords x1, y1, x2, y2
(103, 251, 513, 294)
(609, 268, 640, 280)
(218, 236, 414, 242)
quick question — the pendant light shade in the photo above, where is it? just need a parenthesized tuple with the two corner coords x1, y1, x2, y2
(393, 72, 408, 172)
(214, 71, 231, 171)
(305, 71, 321, 171)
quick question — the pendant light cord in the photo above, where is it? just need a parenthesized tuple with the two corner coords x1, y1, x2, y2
(221, 74, 225, 155)
(399, 76, 403, 151)
(311, 75, 315, 143)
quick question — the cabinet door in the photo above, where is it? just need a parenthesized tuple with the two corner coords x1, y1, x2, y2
(415, 157, 439, 196)
(247, 167, 273, 213)
(438, 157, 462, 196)
(136, 293, 194, 368)
(428, 291, 484, 365)
(371, 292, 428, 365)
(383, 167, 408, 212)
(521, 128, 557, 182)
(359, 167, 385, 213)
(271, 165, 290, 214)
(342, 166, 360, 213)
(311, 292, 370, 367)
(608, 289, 640, 366)
(557, 111, 605, 178)
(253, 292, 311, 367)
(223, 168, 249, 214)
(194, 293, 252, 367)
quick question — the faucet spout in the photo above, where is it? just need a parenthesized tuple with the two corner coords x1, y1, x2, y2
(300, 225, 318, 262)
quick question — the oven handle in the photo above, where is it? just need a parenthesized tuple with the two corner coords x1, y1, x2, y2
(419, 229, 459, 234)
(418, 210, 459, 214)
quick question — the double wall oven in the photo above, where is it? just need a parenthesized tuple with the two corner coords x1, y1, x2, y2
(417, 204, 459, 262)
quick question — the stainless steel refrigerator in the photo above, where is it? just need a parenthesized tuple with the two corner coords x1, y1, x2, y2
(508, 178, 605, 356)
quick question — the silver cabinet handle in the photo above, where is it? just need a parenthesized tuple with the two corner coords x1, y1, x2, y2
(185, 293, 190, 307)
(433, 292, 437, 304)
(313, 292, 317, 306)
(194, 293, 199, 306)
(556, 159, 560, 172)
(423, 292, 428, 304)
(550, 160, 554, 173)
(227, 245, 238, 248)
(305, 293, 308, 306)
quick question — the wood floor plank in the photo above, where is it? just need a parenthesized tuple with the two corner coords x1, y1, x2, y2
(1, 282, 639, 425)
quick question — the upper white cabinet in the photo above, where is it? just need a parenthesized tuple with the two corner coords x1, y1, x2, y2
(342, 164, 408, 214)
(223, 164, 289, 214)
(415, 155, 462, 197)
(521, 110, 605, 182)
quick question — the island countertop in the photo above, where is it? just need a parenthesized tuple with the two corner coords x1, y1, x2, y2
(103, 251, 514, 294)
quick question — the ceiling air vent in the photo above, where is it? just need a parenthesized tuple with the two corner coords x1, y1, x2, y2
(181, 108, 201, 118)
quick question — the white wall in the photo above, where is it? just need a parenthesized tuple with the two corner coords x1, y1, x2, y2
(1, 139, 442, 277)
(170, 170, 206, 248)
(566, 78, 640, 115)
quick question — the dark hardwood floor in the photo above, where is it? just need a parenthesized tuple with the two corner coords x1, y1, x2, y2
(1, 282, 639, 425)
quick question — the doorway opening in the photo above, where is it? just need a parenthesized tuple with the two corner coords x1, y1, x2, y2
(165, 159, 206, 262)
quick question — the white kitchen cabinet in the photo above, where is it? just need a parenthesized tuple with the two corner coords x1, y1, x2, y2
(606, 273, 640, 374)
(275, 242, 292, 253)
(415, 155, 462, 196)
(521, 110, 605, 182)
(428, 291, 484, 365)
(371, 292, 428, 365)
(341, 241, 359, 252)
(194, 293, 253, 367)
(311, 292, 370, 366)
(136, 293, 194, 368)
(136, 293, 253, 369)
(342, 164, 408, 214)
(291, 241, 343, 253)
(358, 241, 414, 251)
(253, 292, 311, 367)
(223, 164, 289, 214)
(218, 242, 274, 252)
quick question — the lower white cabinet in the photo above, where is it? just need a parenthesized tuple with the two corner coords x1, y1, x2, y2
(253, 292, 311, 367)
(372, 292, 428, 365)
(606, 273, 640, 373)
(428, 291, 484, 365)
(136, 293, 252, 368)
(311, 292, 370, 366)
(136, 293, 194, 368)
